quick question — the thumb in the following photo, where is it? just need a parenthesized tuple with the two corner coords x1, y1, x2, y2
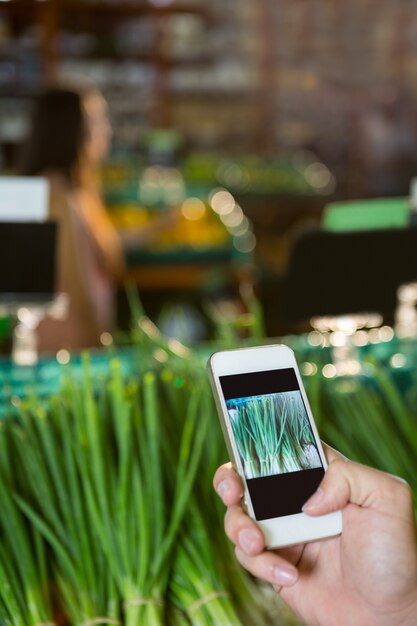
(302, 457, 412, 517)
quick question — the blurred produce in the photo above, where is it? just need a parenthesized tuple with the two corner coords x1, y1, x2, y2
(183, 151, 335, 196)
(0, 316, 11, 343)
(0, 294, 417, 625)
(100, 150, 334, 268)
(102, 159, 258, 257)
(109, 199, 229, 251)
(0, 315, 292, 625)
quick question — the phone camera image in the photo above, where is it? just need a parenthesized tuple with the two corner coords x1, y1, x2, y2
(220, 368, 325, 521)
(226, 390, 321, 479)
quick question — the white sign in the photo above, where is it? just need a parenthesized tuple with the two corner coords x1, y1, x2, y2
(0, 176, 49, 222)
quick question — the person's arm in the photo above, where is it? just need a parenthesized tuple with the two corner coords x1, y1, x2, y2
(72, 189, 125, 278)
(214, 446, 417, 626)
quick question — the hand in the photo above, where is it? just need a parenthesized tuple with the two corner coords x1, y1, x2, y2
(214, 446, 417, 626)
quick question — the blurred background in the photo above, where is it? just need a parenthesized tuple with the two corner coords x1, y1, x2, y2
(1, 0, 417, 348)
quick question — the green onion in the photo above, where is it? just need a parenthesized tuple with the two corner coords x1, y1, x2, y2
(229, 392, 319, 478)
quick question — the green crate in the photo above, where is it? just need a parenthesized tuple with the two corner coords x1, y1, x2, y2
(323, 197, 410, 231)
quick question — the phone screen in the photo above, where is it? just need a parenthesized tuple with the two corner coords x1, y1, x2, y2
(220, 368, 324, 521)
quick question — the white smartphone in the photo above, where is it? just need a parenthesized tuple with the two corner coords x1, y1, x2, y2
(208, 343, 342, 549)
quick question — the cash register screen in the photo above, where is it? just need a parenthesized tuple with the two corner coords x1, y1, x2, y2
(0, 222, 57, 304)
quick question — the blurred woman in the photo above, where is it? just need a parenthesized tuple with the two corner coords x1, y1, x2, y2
(20, 84, 173, 352)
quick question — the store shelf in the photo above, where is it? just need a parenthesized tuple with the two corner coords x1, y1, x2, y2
(59, 1, 213, 18)
(2, 0, 412, 197)
(0, 1, 38, 16)
(61, 51, 216, 67)
(0, 0, 264, 153)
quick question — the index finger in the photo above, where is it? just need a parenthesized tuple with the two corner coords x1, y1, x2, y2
(213, 463, 244, 506)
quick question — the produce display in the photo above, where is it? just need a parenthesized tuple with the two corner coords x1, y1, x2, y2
(309, 361, 417, 503)
(103, 152, 334, 208)
(0, 315, 294, 626)
(0, 316, 11, 352)
(182, 152, 335, 197)
(100, 152, 333, 278)
(101, 151, 333, 257)
(102, 159, 255, 259)
(108, 198, 229, 252)
(0, 300, 416, 625)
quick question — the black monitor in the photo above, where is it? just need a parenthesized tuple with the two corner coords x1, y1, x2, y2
(281, 226, 417, 324)
(0, 222, 57, 305)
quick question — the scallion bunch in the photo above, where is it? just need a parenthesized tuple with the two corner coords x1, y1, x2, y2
(0, 355, 281, 625)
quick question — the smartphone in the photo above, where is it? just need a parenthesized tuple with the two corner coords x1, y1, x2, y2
(208, 344, 342, 549)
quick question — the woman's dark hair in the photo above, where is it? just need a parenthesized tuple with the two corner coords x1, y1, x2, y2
(20, 87, 87, 179)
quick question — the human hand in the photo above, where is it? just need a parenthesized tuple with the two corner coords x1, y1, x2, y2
(214, 446, 417, 626)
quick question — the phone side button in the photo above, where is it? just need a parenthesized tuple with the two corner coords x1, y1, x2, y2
(242, 494, 249, 514)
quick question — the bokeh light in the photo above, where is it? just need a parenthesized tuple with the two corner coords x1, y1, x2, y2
(181, 197, 206, 221)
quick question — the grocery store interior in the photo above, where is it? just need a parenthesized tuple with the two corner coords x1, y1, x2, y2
(0, 2, 417, 625)
(2, 0, 417, 340)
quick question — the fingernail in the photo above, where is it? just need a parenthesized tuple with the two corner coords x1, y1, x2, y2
(273, 564, 298, 586)
(238, 528, 259, 555)
(217, 480, 230, 499)
(302, 487, 325, 512)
